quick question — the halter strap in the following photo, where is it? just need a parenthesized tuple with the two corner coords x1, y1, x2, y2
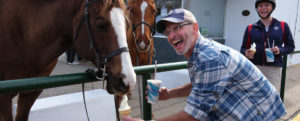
(85, 0, 99, 7)
(105, 47, 129, 60)
(132, 21, 156, 36)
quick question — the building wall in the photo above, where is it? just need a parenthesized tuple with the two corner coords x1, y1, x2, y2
(224, 0, 258, 51)
(184, 0, 226, 37)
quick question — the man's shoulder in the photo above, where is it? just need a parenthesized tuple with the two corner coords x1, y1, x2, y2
(194, 39, 238, 62)
(195, 42, 220, 61)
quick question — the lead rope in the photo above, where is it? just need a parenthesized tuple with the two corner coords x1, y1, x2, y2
(82, 83, 91, 121)
(83, 69, 121, 121)
(115, 95, 121, 121)
(102, 59, 107, 89)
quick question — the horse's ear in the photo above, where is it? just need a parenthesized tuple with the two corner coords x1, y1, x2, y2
(127, 0, 133, 4)
(127, 6, 132, 11)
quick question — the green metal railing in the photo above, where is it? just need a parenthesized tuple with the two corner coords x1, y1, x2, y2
(0, 61, 188, 120)
(280, 50, 300, 102)
(0, 50, 299, 120)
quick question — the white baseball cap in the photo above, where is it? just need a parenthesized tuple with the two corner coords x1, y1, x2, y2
(156, 8, 197, 33)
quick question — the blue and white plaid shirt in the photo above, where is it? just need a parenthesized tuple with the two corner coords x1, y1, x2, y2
(184, 37, 286, 121)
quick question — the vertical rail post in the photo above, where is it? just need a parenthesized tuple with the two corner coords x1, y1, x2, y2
(142, 73, 152, 120)
(280, 55, 287, 102)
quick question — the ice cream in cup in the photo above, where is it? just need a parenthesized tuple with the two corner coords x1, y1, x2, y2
(147, 79, 162, 104)
(250, 43, 256, 54)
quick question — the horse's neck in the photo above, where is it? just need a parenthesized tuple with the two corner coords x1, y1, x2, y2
(0, 0, 83, 76)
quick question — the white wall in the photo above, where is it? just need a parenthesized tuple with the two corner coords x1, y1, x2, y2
(184, 0, 226, 37)
(224, 0, 258, 51)
(289, 0, 300, 65)
(13, 89, 116, 121)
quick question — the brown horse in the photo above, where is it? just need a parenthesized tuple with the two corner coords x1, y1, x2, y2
(0, 0, 136, 121)
(116, 0, 156, 112)
(127, 0, 157, 66)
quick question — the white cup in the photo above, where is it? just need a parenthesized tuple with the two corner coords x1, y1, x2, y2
(147, 79, 162, 104)
(265, 48, 274, 62)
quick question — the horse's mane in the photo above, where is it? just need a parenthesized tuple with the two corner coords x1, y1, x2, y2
(99, 0, 127, 15)
(127, 0, 156, 9)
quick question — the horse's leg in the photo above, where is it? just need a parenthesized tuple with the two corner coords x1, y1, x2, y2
(15, 90, 42, 121)
(0, 93, 17, 121)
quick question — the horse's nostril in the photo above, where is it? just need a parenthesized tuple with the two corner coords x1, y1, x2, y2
(119, 77, 129, 93)
(138, 41, 146, 49)
(106, 73, 130, 94)
(120, 84, 129, 92)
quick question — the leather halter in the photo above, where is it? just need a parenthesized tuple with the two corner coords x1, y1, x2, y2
(132, 21, 156, 37)
(132, 21, 156, 52)
(74, 0, 127, 121)
(74, 0, 129, 79)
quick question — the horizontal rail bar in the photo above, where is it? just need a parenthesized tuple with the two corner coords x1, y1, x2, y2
(0, 61, 188, 94)
(134, 61, 187, 75)
(292, 50, 300, 54)
(0, 73, 95, 94)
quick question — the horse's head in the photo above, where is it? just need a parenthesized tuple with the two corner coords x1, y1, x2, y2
(127, 0, 156, 52)
(73, 0, 136, 95)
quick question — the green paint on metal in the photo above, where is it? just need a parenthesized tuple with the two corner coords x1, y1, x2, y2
(0, 73, 95, 94)
(134, 61, 187, 75)
(142, 73, 152, 120)
(280, 55, 287, 102)
(0, 61, 188, 94)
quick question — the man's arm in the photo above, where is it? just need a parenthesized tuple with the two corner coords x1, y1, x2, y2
(121, 111, 198, 121)
(156, 111, 198, 121)
(159, 83, 192, 100)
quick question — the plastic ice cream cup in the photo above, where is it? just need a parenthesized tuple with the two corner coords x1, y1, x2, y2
(147, 79, 162, 104)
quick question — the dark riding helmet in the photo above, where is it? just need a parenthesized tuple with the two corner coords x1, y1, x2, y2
(255, 0, 276, 9)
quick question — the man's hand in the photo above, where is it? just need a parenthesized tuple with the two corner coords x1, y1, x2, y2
(121, 116, 144, 121)
(159, 87, 170, 100)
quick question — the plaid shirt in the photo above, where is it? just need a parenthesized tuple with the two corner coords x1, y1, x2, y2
(184, 37, 286, 121)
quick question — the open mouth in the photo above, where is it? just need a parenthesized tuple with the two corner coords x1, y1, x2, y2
(173, 40, 183, 47)
(260, 11, 269, 15)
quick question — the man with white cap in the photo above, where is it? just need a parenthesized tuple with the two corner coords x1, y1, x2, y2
(122, 8, 286, 121)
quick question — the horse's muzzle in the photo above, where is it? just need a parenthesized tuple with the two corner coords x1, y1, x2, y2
(106, 72, 130, 95)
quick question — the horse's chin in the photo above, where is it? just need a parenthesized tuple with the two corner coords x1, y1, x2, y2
(106, 72, 130, 95)
(106, 87, 129, 96)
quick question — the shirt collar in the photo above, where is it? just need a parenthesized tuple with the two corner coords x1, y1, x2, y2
(189, 36, 208, 63)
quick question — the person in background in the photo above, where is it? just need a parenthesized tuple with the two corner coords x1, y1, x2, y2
(66, 48, 81, 65)
(240, 0, 295, 92)
(122, 8, 286, 121)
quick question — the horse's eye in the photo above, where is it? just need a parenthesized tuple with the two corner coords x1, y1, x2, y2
(96, 19, 109, 31)
(127, 6, 133, 13)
